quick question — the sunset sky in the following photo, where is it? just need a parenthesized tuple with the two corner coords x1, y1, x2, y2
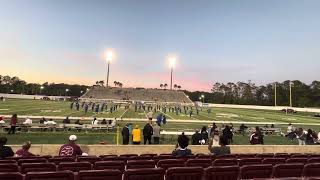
(1, 0, 320, 91)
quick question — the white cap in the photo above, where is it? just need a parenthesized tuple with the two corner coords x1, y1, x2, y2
(69, 135, 77, 141)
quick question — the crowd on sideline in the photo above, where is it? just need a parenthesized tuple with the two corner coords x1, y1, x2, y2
(285, 123, 320, 145)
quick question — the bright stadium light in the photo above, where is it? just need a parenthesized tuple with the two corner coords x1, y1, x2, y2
(104, 49, 115, 87)
(40, 86, 44, 90)
(86, 88, 89, 91)
(201, 94, 205, 103)
(40, 86, 44, 95)
(65, 89, 69, 92)
(168, 56, 177, 90)
(80, 90, 83, 94)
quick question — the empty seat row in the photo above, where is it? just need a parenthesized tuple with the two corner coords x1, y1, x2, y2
(1, 164, 320, 180)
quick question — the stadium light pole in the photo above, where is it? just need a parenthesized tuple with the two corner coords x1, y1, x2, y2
(201, 94, 205, 103)
(65, 88, 69, 97)
(274, 82, 277, 107)
(289, 81, 293, 107)
(105, 50, 114, 87)
(169, 57, 176, 90)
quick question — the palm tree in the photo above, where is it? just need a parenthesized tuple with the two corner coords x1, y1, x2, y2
(178, 85, 181, 90)
(164, 83, 168, 90)
(160, 84, 163, 89)
(119, 83, 123, 88)
(174, 84, 178, 90)
(95, 81, 99, 86)
(114, 81, 118, 87)
(98, 80, 105, 86)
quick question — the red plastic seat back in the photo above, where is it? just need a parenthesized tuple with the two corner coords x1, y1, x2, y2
(262, 158, 286, 165)
(272, 163, 304, 178)
(213, 159, 238, 166)
(0, 164, 19, 172)
(127, 160, 155, 169)
(58, 162, 92, 172)
(94, 161, 125, 172)
(21, 163, 57, 174)
(78, 169, 122, 180)
(0, 172, 23, 180)
(124, 168, 165, 180)
(157, 159, 185, 170)
(166, 167, 203, 180)
(185, 159, 212, 168)
(18, 158, 47, 165)
(48, 157, 75, 165)
(239, 158, 262, 166)
(205, 165, 239, 180)
(303, 163, 320, 177)
(239, 164, 273, 179)
(25, 171, 74, 180)
(286, 158, 308, 164)
(77, 156, 101, 164)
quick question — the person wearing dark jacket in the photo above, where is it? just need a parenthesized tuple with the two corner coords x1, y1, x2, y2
(223, 125, 233, 144)
(143, 122, 153, 145)
(192, 129, 202, 145)
(250, 126, 264, 145)
(0, 137, 14, 158)
(208, 135, 231, 156)
(121, 124, 130, 145)
(201, 126, 209, 144)
(172, 133, 192, 157)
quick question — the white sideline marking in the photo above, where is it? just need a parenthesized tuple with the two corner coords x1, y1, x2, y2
(119, 109, 129, 119)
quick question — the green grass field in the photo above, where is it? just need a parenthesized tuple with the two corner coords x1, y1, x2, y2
(0, 98, 320, 145)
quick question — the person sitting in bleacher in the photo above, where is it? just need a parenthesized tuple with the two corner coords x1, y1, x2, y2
(208, 135, 231, 156)
(23, 117, 32, 125)
(15, 141, 35, 157)
(172, 133, 192, 157)
(0, 137, 14, 158)
(59, 135, 84, 156)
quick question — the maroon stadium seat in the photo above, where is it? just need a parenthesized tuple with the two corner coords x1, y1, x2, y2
(196, 154, 215, 159)
(237, 154, 257, 159)
(308, 178, 320, 180)
(240, 164, 273, 179)
(303, 163, 320, 177)
(157, 154, 175, 160)
(94, 161, 125, 172)
(127, 160, 156, 169)
(286, 158, 308, 164)
(239, 158, 262, 166)
(0, 172, 23, 180)
(124, 168, 165, 180)
(99, 155, 118, 158)
(212, 159, 238, 166)
(48, 157, 75, 165)
(157, 159, 185, 170)
(25, 171, 74, 180)
(274, 153, 291, 159)
(0, 164, 19, 172)
(119, 154, 139, 158)
(291, 154, 309, 158)
(78, 169, 122, 180)
(308, 154, 320, 158)
(128, 156, 153, 160)
(185, 159, 212, 168)
(102, 156, 123, 161)
(166, 167, 203, 180)
(58, 162, 92, 172)
(272, 163, 304, 178)
(0, 160, 17, 164)
(262, 158, 286, 165)
(256, 153, 275, 158)
(140, 154, 157, 157)
(308, 158, 320, 164)
(77, 156, 101, 164)
(18, 158, 47, 165)
(215, 154, 237, 159)
(205, 165, 239, 180)
(21, 163, 57, 174)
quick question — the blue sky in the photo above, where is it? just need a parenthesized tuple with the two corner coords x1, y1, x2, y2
(0, 0, 319, 91)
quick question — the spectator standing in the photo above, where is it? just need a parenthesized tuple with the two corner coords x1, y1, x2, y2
(286, 123, 296, 140)
(122, 124, 130, 145)
(192, 129, 202, 145)
(63, 117, 71, 124)
(250, 126, 264, 145)
(306, 129, 315, 145)
(208, 135, 231, 156)
(222, 125, 233, 144)
(296, 128, 306, 145)
(201, 126, 208, 144)
(8, 114, 18, 134)
(143, 122, 153, 145)
(15, 141, 35, 157)
(239, 124, 248, 136)
(153, 123, 161, 144)
(59, 135, 83, 156)
(132, 125, 141, 145)
(172, 133, 192, 157)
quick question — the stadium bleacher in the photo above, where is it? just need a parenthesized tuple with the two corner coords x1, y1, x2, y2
(1, 153, 320, 179)
(81, 86, 192, 103)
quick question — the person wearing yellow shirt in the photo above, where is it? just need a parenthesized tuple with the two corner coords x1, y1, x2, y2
(132, 125, 141, 145)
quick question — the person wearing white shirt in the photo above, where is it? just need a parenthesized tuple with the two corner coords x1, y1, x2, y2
(23, 117, 32, 125)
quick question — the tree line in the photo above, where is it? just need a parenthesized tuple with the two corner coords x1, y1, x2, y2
(1, 75, 319, 107)
(185, 80, 320, 107)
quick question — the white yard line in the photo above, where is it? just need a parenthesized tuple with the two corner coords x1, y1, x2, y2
(157, 110, 175, 120)
(119, 109, 129, 119)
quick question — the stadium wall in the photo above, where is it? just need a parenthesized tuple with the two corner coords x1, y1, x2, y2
(9, 145, 320, 156)
(207, 103, 320, 113)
